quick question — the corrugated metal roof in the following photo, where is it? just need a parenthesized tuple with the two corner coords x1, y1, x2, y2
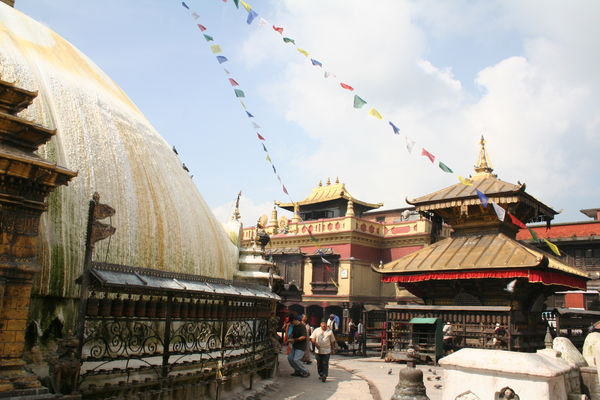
(379, 233, 588, 278)
(89, 263, 280, 299)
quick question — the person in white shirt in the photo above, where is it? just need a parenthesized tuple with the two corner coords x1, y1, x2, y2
(310, 320, 337, 382)
(326, 314, 338, 332)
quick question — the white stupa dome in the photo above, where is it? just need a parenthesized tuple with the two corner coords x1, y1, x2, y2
(0, 4, 239, 298)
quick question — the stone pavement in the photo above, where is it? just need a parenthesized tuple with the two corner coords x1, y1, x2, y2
(258, 353, 444, 400)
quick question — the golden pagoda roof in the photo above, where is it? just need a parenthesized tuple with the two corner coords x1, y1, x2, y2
(376, 233, 588, 278)
(407, 136, 557, 217)
(276, 179, 383, 210)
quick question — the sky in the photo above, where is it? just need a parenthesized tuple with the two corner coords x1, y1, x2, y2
(18, 0, 600, 227)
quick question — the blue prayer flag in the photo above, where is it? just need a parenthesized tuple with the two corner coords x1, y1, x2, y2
(247, 10, 258, 24)
(310, 59, 322, 67)
(389, 121, 400, 134)
(476, 189, 489, 208)
(246, 111, 254, 118)
(216, 56, 228, 64)
(182, 2, 190, 9)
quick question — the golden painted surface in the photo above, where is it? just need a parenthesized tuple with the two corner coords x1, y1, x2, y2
(276, 181, 383, 210)
(0, 5, 239, 297)
(378, 233, 588, 278)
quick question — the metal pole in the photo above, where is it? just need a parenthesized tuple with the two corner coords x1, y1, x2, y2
(76, 196, 97, 359)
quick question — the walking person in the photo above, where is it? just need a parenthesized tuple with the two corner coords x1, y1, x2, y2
(310, 320, 337, 382)
(301, 314, 313, 364)
(287, 314, 310, 377)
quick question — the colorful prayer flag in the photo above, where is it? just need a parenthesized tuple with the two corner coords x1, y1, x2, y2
(528, 228, 539, 241)
(273, 26, 284, 34)
(266, 154, 272, 163)
(182, 2, 189, 9)
(421, 148, 435, 163)
(240, 101, 247, 109)
(439, 161, 453, 173)
(491, 202, 506, 222)
(241, 1, 252, 12)
(224, 68, 230, 74)
(272, 165, 276, 173)
(353, 95, 367, 109)
(324, 71, 332, 78)
(311, 59, 323, 67)
(210, 45, 222, 54)
(405, 137, 415, 153)
(544, 239, 561, 256)
(262, 143, 267, 152)
(276, 175, 282, 182)
(257, 133, 265, 141)
(389, 121, 400, 134)
(203, 34, 214, 42)
(508, 212, 527, 229)
(234, 89, 245, 98)
(368, 108, 383, 120)
(340, 82, 354, 91)
(252, 122, 261, 129)
(197, 24, 207, 31)
(283, 37, 295, 44)
(475, 189, 489, 208)
(233, 0, 239, 8)
(259, 17, 268, 26)
(228, 78, 239, 86)
(321, 256, 332, 265)
(297, 48, 309, 57)
(192, 12, 200, 19)
(458, 176, 473, 186)
(247, 10, 258, 24)
(246, 111, 254, 118)
(283, 185, 288, 195)
(216, 56, 228, 64)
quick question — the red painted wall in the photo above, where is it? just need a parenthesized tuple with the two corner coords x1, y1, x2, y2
(564, 293, 585, 309)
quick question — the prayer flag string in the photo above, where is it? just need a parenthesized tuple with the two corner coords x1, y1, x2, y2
(179, 2, 298, 207)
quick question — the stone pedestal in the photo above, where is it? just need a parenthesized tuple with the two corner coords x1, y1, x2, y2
(391, 366, 430, 400)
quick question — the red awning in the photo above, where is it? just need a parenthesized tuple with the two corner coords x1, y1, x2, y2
(381, 268, 586, 290)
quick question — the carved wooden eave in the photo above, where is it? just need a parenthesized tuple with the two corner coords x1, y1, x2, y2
(0, 110, 56, 151)
(0, 78, 37, 114)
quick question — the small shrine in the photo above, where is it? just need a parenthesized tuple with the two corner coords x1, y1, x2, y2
(375, 137, 589, 352)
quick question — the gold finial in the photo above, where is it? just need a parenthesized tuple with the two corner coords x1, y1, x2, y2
(335, 177, 339, 184)
(474, 135, 495, 176)
(346, 199, 355, 217)
(327, 177, 331, 186)
(319, 180, 322, 187)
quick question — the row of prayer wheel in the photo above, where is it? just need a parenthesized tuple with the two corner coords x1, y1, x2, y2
(388, 311, 509, 325)
(86, 293, 271, 319)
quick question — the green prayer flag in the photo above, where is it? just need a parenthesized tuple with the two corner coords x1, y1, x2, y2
(203, 34, 214, 42)
(438, 161, 453, 173)
(233, 0, 240, 8)
(528, 228, 539, 241)
(234, 89, 245, 98)
(283, 37, 295, 44)
(353, 95, 367, 109)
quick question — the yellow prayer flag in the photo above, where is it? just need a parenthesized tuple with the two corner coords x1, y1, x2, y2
(297, 48, 309, 57)
(241, 1, 252, 12)
(544, 239, 561, 256)
(210, 45, 222, 54)
(368, 108, 383, 120)
(266, 154, 272, 163)
(458, 176, 473, 186)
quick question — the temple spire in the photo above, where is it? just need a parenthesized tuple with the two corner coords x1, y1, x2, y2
(474, 135, 496, 177)
(231, 191, 242, 221)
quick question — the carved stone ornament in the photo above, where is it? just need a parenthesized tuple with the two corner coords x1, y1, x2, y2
(455, 391, 480, 400)
(49, 332, 81, 395)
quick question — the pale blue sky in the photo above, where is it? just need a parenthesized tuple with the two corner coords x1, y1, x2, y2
(19, 1, 600, 225)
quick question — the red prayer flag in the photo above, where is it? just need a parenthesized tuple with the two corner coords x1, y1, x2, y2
(273, 26, 284, 34)
(282, 185, 289, 195)
(421, 148, 435, 163)
(228, 78, 239, 86)
(340, 82, 354, 91)
(508, 212, 527, 229)
(256, 133, 265, 141)
(197, 24, 207, 31)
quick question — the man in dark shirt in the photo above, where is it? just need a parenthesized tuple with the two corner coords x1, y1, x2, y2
(287, 314, 310, 377)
